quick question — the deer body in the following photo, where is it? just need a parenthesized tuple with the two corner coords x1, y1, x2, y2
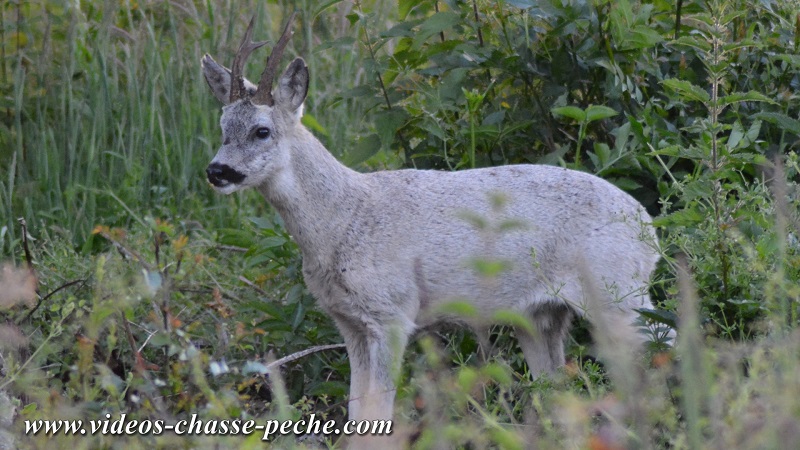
(202, 16, 660, 425)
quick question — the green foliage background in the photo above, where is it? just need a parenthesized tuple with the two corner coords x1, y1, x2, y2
(1, 0, 799, 448)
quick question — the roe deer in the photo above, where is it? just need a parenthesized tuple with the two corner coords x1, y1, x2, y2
(201, 13, 661, 424)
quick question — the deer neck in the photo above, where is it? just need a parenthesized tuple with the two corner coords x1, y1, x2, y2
(256, 127, 369, 259)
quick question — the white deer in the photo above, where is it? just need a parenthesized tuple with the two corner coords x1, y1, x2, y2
(201, 14, 661, 425)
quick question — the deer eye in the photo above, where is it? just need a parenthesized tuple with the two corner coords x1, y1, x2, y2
(254, 127, 271, 140)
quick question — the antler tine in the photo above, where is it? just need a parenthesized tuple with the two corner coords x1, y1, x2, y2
(229, 16, 268, 103)
(252, 11, 297, 106)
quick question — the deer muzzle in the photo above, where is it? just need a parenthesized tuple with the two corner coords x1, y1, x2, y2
(206, 162, 246, 187)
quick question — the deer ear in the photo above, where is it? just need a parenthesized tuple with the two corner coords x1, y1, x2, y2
(275, 58, 308, 116)
(202, 54, 257, 104)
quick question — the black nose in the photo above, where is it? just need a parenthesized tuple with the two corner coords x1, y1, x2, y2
(206, 163, 246, 187)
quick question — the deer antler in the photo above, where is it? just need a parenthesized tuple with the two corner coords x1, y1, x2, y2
(252, 11, 297, 106)
(229, 17, 268, 103)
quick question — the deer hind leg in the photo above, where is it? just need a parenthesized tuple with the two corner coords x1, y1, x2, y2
(516, 301, 574, 377)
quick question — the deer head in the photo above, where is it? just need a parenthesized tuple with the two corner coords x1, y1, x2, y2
(202, 12, 307, 194)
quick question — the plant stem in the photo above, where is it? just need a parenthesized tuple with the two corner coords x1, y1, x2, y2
(708, 8, 730, 300)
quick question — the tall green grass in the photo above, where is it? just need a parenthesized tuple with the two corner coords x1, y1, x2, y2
(0, 0, 393, 256)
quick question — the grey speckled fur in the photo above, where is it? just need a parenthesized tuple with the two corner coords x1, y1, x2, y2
(202, 54, 660, 424)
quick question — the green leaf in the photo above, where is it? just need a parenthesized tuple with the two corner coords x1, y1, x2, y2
(720, 10, 747, 26)
(257, 236, 287, 249)
(537, 144, 570, 165)
(649, 145, 683, 157)
(438, 67, 469, 101)
(382, 21, 417, 39)
(492, 310, 535, 335)
(613, 121, 632, 153)
(551, 106, 586, 122)
(301, 113, 328, 137)
(218, 229, 255, 248)
(312, 0, 344, 22)
(636, 308, 678, 329)
(20, 403, 38, 415)
(375, 109, 408, 151)
(728, 120, 745, 149)
(682, 178, 714, 201)
(469, 258, 511, 278)
(653, 208, 705, 227)
(774, 54, 800, 68)
(459, 124, 499, 141)
(420, 118, 447, 140)
(345, 13, 360, 27)
(585, 105, 618, 122)
(245, 253, 273, 266)
(489, 428, 524, 450)
(662, 79, 710, 103)
(744, 120, 762, 145)
(718, 91, 776, 108)
(754, 112, 800, 135)
(413, 12, 461, 49)
(343, 133, 380, 166)
(248, 216, 274, 229)
(457, 367, 479, 392)
(436, 300, 478, 318)
(722, 39, 760, 52)
(482, 110, 505, 126)
(243, 300, 285, 318)
(627, 116, 646, 142)
(255, 320, 293, 333)
(291, 302, 305, 331)
(622, 26, 664, 50)
(591, 142, 611, 167)
(481, 362, 512, 385)
(671, 35, 712, 53)
(398, 0, 425, 20)
(609, 177, 642, 191)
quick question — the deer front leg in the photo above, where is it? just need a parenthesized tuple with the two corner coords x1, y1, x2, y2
(339, 324, 371, 421)
(359, 334, 403, 421)
(339, 320, 410, 450)
(335, 315, 410, 421)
